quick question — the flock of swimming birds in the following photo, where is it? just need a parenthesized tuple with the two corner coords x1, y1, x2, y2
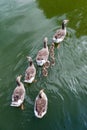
(10, 20, 69, 118)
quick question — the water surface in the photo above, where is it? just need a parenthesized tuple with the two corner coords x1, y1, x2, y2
(0, 0, 87, 130)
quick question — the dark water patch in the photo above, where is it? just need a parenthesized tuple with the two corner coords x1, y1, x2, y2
(37, 0, 87, 18)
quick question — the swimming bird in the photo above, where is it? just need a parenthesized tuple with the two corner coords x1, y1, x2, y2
(42, 66, 48, 77)
(53, 20, 69, 47)
(34, 89, 48, 118)
(24, 56, 36, 83)
(11, 75, 25, 108)
(42, 61, 50, 77)
(49, 43, 55, 66)
(36, 37, 49, 66)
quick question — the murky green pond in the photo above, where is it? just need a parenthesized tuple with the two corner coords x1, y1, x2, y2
(0, 0, 87, 130)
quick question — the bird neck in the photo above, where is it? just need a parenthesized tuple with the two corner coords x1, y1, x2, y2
(62, 22, 65, 30)
(44, 42, 47, 48)
(30, 61, 33, 66)
(39, 93, 42, 98)
(16, 79, 21, 86)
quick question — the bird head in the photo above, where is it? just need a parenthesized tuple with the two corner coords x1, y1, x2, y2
(39, 89, 45, 98)
(27, 56, 33, 66)
(63, 20, 69, 25)
(16, 75, 22, 84)
(44, 37, 48, 43)
(27, 56, 32, 61)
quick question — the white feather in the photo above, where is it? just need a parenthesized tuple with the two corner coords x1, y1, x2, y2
(24, 77, 34, 83)
(36, 60, 47, 66)
(11, 99, 23, 107)
(53, 37, 64, 43)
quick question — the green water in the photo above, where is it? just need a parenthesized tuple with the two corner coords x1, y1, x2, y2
(0, 0, 87, 130)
